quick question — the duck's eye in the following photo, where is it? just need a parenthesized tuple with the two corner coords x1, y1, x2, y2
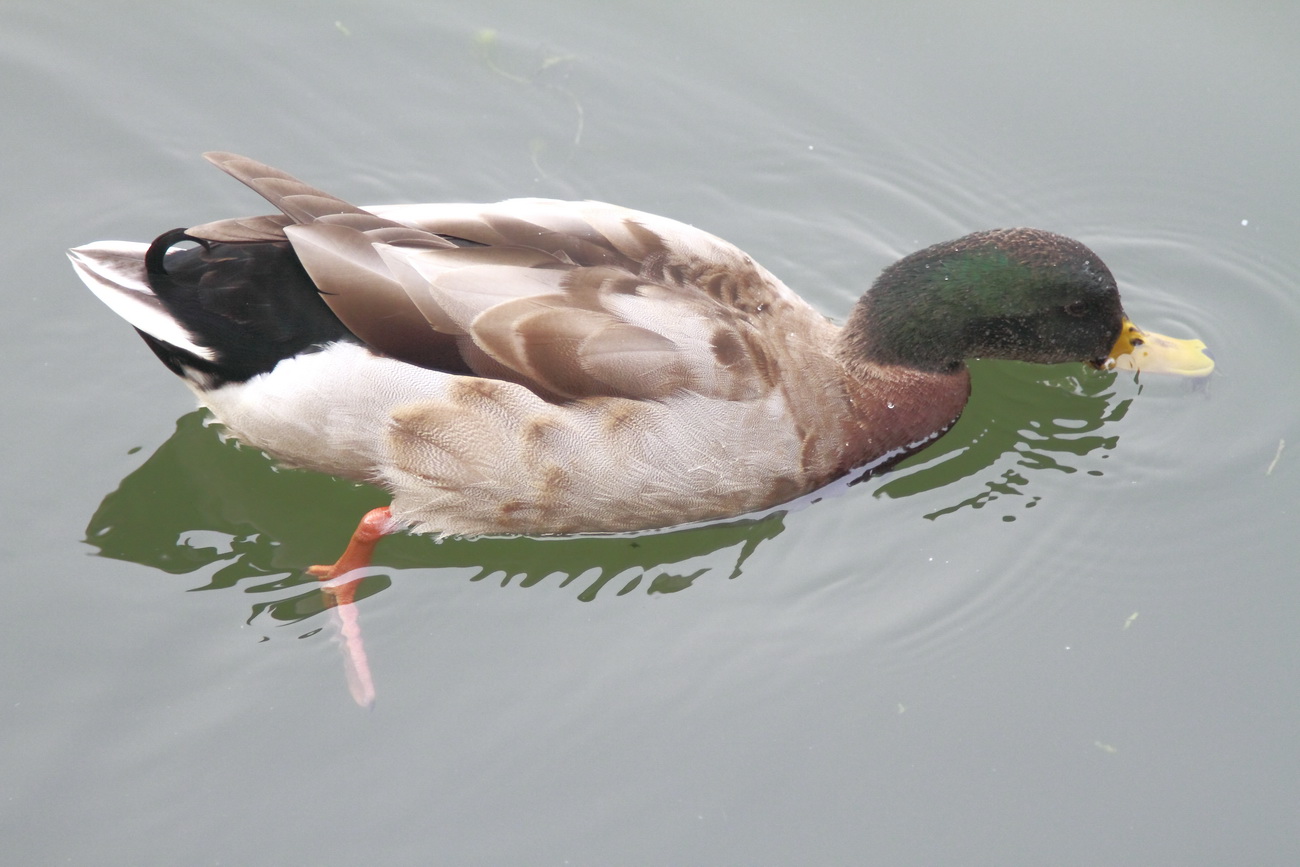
(1064, 300, 1089, 318)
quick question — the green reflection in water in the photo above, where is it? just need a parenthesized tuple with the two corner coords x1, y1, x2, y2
(876, 362, 1129, 519)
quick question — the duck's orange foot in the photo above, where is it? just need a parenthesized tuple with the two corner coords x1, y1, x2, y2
(308, 506, 397, 582)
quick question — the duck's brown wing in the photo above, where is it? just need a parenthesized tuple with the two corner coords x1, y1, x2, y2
(196, 153, 817, 402)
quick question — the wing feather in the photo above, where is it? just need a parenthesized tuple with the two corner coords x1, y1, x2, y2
(283, 223, 464, 371)
(194, 154, 814, 403)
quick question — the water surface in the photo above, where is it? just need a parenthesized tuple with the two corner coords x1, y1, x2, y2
(3, 1, 1298, 864)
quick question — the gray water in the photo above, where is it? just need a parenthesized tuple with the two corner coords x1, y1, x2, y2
(3, 2, 1298, 864)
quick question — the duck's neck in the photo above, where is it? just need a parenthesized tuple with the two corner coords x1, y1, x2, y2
(832, 354, 972, 476)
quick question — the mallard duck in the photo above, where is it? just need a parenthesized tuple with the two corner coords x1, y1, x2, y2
(70, 153, 1211, 575)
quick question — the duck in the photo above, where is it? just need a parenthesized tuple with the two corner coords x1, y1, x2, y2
(69, 152, 1212, 577)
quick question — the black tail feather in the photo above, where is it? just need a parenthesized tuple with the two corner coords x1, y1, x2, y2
(142, 229, 356, 386)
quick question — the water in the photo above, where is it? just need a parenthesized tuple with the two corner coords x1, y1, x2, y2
(3, 1, 1298, 864)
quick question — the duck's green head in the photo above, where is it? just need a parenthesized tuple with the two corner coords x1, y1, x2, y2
(844, 228, 1125, 373)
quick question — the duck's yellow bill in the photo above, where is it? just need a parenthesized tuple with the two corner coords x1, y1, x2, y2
(1100, 317, 1214, 377)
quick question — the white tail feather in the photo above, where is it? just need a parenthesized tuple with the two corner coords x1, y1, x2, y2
(67, 241, 215, 361)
